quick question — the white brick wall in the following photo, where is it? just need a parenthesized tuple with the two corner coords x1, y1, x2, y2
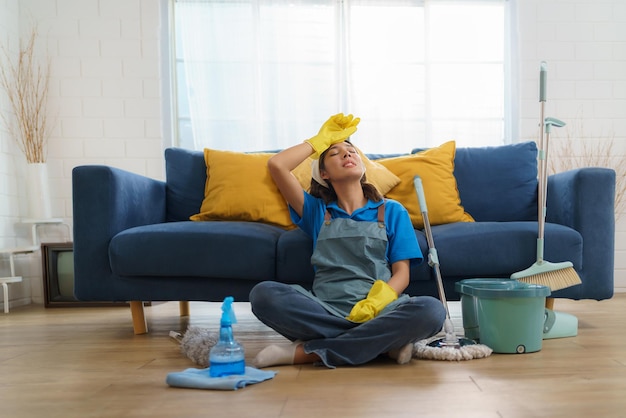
(0, 0, 34, 309)
(0, 0, 624, 309)
(518, 0, 626, 292)
(0, 0, 164, 307)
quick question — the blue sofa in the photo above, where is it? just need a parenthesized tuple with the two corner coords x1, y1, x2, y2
(72, 142, 616, 334)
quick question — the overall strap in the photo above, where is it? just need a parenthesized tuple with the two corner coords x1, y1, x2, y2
(324, 210, 332, 225)
(377, 201, 385, 227)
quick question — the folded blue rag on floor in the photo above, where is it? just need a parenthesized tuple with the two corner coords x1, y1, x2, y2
(166, 366, 277, 390)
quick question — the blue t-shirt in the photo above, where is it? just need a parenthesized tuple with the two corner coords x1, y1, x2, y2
(289, 192, 423, 266)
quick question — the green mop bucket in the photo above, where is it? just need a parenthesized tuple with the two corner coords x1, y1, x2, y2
(456, 279, 515, 341)
(455, 279, 551, 354)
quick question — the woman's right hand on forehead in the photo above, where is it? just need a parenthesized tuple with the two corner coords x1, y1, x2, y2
(335, 113, 360, 129)
(305, 113, 361, 159)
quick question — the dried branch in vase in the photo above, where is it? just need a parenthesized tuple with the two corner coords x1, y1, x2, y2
(0, 26, 51, 164)
(549, 117, 626, 221)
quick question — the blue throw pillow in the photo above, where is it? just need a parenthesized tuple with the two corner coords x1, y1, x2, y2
(453, 142, 538, 222)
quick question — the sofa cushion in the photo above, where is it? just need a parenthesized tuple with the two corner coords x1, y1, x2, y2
(165, 148, 206, 222)
(429, 221, 583, 278)
(291, 145, 401, 195)
(377, 141, 474, 229)
(190, 149, 295, 229)
(276, 228, 316, 284)
(453, 141, 538, 222)
(109, 221, 284, 280)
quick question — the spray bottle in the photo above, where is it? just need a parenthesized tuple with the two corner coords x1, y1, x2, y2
(209, 296, 245, 377)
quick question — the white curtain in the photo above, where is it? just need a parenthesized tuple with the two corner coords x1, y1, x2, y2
(174, 0, 511, 153)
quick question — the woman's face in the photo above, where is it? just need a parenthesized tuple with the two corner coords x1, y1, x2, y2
(320, 141, 363, 183)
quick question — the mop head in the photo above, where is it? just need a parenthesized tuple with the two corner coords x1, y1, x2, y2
(414, 336, 493, 361)
(170, 326, 218, 367)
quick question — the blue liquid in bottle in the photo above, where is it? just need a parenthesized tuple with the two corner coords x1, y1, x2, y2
(209, 297, 245, 377)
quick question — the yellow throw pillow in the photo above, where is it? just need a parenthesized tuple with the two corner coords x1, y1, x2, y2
(291, 146, 401, 194)
(377, 141, 474, 229)
(190, 149, 295, 229)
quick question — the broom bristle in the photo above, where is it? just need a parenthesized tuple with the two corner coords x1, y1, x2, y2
(516, 266, 581, 291)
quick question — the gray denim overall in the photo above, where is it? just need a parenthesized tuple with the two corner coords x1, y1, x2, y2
(301, 203, 407, 318)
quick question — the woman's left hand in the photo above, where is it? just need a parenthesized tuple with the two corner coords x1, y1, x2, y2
(346, 280, 398, 323)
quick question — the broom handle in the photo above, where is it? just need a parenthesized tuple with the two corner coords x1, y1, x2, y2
(537, 62, 548, 262)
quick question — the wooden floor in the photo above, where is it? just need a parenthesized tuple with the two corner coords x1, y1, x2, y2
(1, 295, 626, 418)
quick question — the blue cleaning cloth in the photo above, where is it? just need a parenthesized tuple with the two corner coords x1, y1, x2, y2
(166, 366, 277, 390)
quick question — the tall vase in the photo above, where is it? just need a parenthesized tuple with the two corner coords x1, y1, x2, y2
(26, 163, 53, 220)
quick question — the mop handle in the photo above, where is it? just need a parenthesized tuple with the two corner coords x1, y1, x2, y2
(413, 176, 451, 318)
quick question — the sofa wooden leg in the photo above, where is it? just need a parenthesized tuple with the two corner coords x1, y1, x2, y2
(545, 297, 555, 310)
(130, 301, 148, 334)
(179, 301, 190, 317)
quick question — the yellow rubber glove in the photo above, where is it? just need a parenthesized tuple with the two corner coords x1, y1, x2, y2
(304, 113, 360, 159)
(347, 280, 398, 323)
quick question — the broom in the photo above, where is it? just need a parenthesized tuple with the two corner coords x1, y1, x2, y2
(511, 62, 581, 291)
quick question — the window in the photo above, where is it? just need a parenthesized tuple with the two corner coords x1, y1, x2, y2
(169, 0, 516, 153)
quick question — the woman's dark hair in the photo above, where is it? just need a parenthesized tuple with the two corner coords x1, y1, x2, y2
(309, 142, 383, 204)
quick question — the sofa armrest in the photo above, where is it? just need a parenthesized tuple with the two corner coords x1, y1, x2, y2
(72, 165, 166, 301)
(547, 167, 616, 300)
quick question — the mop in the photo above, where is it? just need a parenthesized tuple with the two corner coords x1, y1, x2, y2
(510, 62, 581, 291)
(170, 327, 218, 367)
(412, 176, 493, 361)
